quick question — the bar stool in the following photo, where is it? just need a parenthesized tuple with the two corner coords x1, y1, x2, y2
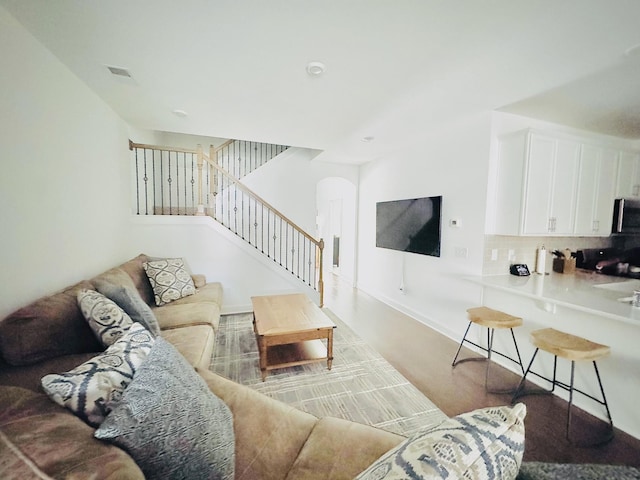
(452, 306, 525, 394)
(512, 328, 614, 445)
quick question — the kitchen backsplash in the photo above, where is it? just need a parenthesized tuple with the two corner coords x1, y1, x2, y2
(482, 235, 613, 275)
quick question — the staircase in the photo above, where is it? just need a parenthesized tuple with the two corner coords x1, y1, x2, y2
(129, 140, 324, 305)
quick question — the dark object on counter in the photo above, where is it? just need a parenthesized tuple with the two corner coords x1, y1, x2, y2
(552, 250, 565, 258)
(510, 264, 530, 276)
(553, 257, 576, 274)
(575, 248, 621, 270)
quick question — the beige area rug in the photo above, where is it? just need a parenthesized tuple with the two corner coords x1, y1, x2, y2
(210, 309, 447, 437)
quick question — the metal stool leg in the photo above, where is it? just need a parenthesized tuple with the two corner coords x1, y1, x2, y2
(512, 348, 539, 402)
(510, 328, 525, 374)
(452, 321, 472, 366)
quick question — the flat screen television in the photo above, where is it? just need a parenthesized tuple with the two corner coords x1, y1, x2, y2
(376, 195, 442, 257)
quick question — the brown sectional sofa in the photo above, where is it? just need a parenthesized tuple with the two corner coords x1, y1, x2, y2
(0, 254, 404, 479)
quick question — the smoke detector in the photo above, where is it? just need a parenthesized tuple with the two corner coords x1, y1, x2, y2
(306, 62, 326, 76)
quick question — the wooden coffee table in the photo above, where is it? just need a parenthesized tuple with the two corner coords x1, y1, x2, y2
(251, 293, 336, 381)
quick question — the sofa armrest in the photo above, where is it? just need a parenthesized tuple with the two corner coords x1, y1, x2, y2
(197, 368, 318, 480)
(191, 274, 206, 288)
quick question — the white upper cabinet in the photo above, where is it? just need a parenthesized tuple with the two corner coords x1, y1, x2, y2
(492, 129, 630, 237)
(494, 130, 580, 236)
(522, 135, 580, 235)
(616, 150, 640, 197)
(574, 145, 618, 236)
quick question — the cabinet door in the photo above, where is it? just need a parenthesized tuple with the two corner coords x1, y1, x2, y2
(616, 151, 640, 197)
(521, 134, 556, 234)
(521, 135, 579, 235)
(548, 139, 580, 234)
(575, 145, 618, 235)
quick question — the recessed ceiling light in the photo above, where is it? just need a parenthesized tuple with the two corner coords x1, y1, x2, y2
(362, 136, 375, 142)
(172, 109, 188, 118)
(306, 61, 326, 76)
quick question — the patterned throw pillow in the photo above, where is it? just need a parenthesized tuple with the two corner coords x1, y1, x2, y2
(95, 337, 235, 480)
(356, 403, 526, 480)
(142, 258, 196, 306)
(41, 323, 155, 427)
(77, 289, 133, 346)
(94, 280, 161, 337)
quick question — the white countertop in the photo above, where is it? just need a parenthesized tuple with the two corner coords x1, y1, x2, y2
(466, 270, 640, 326)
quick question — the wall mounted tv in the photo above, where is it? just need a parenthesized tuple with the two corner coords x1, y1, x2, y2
(376, 195, 442, 257)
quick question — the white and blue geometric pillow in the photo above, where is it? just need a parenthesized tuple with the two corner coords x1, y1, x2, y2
(142, 258, 196, 306)
(95, 337, 235, 480)
(41, 322, 154, 427)
(356, 403, 526, 480)
(77, 289, 133, 346)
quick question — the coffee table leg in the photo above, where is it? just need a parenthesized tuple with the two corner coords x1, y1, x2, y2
(257, 335, 268, 381)
(327, 328, 334, 370)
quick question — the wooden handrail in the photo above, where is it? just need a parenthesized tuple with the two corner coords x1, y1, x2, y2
(202, 152, 322, 248)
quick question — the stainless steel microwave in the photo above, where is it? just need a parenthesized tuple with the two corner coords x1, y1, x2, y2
(612, 198, 640, 234)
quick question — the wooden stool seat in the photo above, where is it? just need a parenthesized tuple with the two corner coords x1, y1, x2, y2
(513, 327, 614, 446)
(452, 306, 524, 394)
(531, 328, 610, 362)
(467, 306, 523, 329)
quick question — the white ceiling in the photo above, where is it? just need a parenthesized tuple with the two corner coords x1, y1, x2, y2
(3, 0, 640, 164)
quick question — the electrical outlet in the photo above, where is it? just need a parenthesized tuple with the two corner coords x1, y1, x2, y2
(508, 249, 516, 261)
(454, 247, 468, 258)
(491, 249, 498, 261)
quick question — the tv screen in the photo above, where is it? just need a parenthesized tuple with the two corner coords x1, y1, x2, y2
(376, 196, 442, 257)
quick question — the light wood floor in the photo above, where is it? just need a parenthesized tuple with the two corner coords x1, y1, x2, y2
(324, 274, 640, 468)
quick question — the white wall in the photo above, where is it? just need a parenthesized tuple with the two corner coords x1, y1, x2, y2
(356, 113, 491, 339)
(0, 6, 133, 319)
(127, 216, 318, 313)
(241, 147, 359, 235)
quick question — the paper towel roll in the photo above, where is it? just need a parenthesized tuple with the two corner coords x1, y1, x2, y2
(536, 245, 546, 274)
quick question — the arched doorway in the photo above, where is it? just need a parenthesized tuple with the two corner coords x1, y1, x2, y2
(316, 177, 357, 286)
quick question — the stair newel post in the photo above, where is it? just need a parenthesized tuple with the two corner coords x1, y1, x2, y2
(195, 144, 205, 216)
(318, 238, 325, 307)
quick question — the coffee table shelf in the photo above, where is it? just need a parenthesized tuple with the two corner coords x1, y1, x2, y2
(265, 339, 328, 371)
(251, 293, 336, 381)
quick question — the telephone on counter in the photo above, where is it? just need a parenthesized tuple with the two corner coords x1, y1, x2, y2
(510, 264, 530, 276)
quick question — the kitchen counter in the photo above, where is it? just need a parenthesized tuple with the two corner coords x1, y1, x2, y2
(466, 269, 640, 326)
(465, 268, 640, 441)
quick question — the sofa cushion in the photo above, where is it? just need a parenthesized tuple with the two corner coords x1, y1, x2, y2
(0, 281, 102, 366)
(154, 302, 221, 331)
(78, 289, 133, 346)
(0, 352, 97, 393)
(0, 386, 144, 480)
(355, 403, 526, 480)
(41, 323, 154, 427)
(95, 337, 235, 480)
(196, 368, 319, 480)
(165, 281, 223, 307)
(116, 254, 155, 306)
(94, 280, 161, 337)
(91, 266, 138, 294)
(143, 258, 196, 306)
(286, 416, 404, 480)
(160, 324, 214, 371)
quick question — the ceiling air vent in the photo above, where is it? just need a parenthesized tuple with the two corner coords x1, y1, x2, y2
(106, 65, 132, 78)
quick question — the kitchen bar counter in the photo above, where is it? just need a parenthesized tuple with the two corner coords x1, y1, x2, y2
(466, 270, 640, 326)
(465, 268, 640, 440)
